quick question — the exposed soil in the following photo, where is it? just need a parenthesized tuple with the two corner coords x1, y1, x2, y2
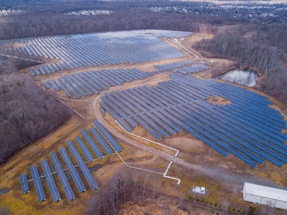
(12, 42, 25, 48)
(206, 96, 232, 106)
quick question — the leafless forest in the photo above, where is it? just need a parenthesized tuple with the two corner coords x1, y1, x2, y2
(1, 0, 278, 40)
(0, 57, 71, 164)
(0, 9, 219, 40)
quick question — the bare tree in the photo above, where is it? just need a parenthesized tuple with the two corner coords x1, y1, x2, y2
(193, 192, 197, 208)
(153, 173, 159, 199)
(84, 194, 101, 215)
(221, 199, 230, 215)
(109, 189, 116, 215)
(133, 171, 141, 197)
(264, 200, 275, 215)
(142, 173, 151, 197)
(0, 207, 11, 215)
(0, 71, 71, 165)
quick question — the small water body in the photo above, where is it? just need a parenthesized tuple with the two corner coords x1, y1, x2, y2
(218, 69, 259, 87)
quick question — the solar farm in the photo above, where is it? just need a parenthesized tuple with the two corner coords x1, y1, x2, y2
(1, 29, 287, 213)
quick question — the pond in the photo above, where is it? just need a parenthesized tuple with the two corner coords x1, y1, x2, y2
(217, 69, 259, 87)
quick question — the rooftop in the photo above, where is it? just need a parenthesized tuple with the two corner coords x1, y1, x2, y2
(244, 183, 287, 202)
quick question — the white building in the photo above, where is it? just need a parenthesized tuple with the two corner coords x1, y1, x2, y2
(191, 186, 206, 195)
(243, 182, 287, 210)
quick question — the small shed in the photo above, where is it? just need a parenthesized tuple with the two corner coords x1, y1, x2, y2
(191, 186, 206, 195)
(243, 182, 287, 210)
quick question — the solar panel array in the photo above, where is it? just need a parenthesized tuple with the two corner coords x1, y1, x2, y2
(100, 74, 287, 168)
(45, 68, 151, 98)
(30, 166, 46, 202)
(19, 122, 122, 202)
(154, 60, 193, 72)
(173, 64, 211, 74)
(1, 30, 192, 76)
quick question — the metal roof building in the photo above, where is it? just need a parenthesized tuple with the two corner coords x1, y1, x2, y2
(243, 182, 287, 210)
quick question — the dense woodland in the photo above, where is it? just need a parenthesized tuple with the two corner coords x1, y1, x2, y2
(0, 10, 220, 40)
(2, 0, 286, 40)
(193, 25, 287, 103)
(0, 57, 71, 164)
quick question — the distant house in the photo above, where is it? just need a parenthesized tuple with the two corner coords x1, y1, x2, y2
(243, 183, 287, 210)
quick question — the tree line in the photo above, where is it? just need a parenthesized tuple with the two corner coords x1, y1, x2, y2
(1, 0, 286, 41)
(0, 9, 221, 40)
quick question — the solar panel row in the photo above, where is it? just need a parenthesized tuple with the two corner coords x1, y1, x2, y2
(20, 173, 30, 194)
(30, 166, 46, 202)
(50, 152, 75, 201)
(41, 159, 61, 202)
